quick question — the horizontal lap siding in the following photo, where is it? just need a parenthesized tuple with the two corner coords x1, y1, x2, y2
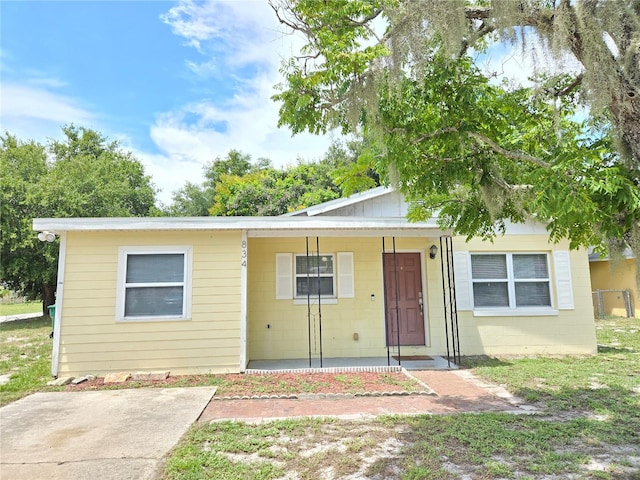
(248, 236, 438, 360)
(450, 236, 597, 355)
(247, 234, 596, 360)
(58, 230, 242, 376)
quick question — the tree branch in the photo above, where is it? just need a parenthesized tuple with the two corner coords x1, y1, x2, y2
(464, 6, 492, 19)
(269, 1, 311, 36)
(412, 126, 460, 145)
(345, 9, 383, 28)
(468, 132, 550, 168)
(555, 74, 584, 97)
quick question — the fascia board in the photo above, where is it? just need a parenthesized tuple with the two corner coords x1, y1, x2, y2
(33, 216, 447, 234)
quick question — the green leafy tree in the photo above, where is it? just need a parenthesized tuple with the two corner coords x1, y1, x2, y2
(0, 134, 54, 312)
(210, 159, 344, 216)
(1, 126, 158, 313)
(166, 150, 271, 216)
(376, 58, 639, 251)
(167, 143, 379, 216)
(38, 127, 157, 217)
(271, 0, 640, 164)
(167, 182, 213, 216)
(270, 0, 640, 268)
(203, 149, 256, 187)
(324, 138, 381, 195)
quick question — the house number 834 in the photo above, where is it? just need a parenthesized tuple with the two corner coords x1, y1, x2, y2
(241, 240, 247, 267)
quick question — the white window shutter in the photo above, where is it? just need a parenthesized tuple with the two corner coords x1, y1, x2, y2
(337, 252, 354, 298)
(553, 251, 574, 309)
(453, 251, 472, 311)
(275, 253, 293, 300)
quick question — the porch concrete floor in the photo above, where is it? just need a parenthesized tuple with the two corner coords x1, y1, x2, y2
(246, 355, 456, 372)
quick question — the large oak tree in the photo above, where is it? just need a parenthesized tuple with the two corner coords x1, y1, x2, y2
(270, 0, 640, 276)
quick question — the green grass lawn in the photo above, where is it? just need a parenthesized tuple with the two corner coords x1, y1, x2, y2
(163, 317, 640, 480)
(0, 301, 43, 316)
(0, 315, 52, 406)
(1, 313, 638, 478)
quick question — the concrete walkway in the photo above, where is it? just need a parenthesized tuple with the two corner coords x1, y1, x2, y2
(0, 387, 217, 480)
(0, 312, 42, 323)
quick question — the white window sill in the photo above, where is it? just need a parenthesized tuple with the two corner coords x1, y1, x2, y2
(116, 315, 191, 323)
(293, 298, 338, 305)
(473, 308, 559, 317)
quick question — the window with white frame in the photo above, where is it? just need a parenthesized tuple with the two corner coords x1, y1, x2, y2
(470, 253, 551, 308)
(294, 254, 335, 298)
(117, 246, 192, 321)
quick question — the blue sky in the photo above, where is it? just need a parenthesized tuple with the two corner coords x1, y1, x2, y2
(1, 1, 334, 204)
(1, 1, 582, 205)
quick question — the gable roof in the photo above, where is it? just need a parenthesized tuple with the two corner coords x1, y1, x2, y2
(284, 186, 395, 216)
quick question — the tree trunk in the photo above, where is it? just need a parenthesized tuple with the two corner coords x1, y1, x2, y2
(42, 284, 56, 316)
(610, 83, 640, 170)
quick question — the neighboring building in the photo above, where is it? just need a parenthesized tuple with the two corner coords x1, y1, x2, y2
(34, 187, 597, 377)
(589, 248, 638, 318)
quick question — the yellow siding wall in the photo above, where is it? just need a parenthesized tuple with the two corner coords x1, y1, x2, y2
(58, 230, 242, 376)
(590, 259, 639, 318)
(248, 237, 438, 360)
(248, 235, 597, 360)
(452, 237, 597, 355)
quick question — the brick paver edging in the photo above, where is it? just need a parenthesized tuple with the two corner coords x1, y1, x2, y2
(212, 390, 436, 401)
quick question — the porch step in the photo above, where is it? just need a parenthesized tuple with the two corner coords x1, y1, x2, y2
(245, 365, 403, 375)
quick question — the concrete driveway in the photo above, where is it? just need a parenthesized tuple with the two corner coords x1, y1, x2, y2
(0, 387, 217, 480)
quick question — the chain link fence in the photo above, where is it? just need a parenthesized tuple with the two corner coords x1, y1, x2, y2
(592, 289, 634, 318)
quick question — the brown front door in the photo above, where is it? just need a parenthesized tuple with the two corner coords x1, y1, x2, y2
(384, 252, 425, 346)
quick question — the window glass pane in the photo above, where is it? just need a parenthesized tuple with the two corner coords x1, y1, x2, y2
(515, 282, 551, 306)
(295, 255, 334, 275)
(124, 286, 184, 316)
(126, 254, 184, 283)
(296, 277, 334, 297)
(513, 254, 548, 279)
(471, 255, 507, 279)
(473, 282, 509, 307)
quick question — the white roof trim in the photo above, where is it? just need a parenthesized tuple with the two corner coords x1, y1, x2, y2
(34, 215, 449, 236)
(284, 186, 394, 216)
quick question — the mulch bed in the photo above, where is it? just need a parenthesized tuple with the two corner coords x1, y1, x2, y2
(65, 371, 424, 397)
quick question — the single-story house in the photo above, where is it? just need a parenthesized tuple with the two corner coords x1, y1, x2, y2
(589, 248, 638, 318)
(34, 187, 597, 377)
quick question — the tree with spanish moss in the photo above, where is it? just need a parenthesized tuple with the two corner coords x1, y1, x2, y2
(269, 0, 640, 277)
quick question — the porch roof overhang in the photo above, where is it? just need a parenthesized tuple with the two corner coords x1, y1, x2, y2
(33, 216, 450, 238)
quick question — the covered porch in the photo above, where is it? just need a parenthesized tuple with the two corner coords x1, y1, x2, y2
(246, 355, 457, 372)
(242, 217, 461, 372)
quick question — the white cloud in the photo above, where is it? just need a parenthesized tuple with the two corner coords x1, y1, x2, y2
(26, 76, 68, 89)
(149, 0, 335, 204)
(128, 149, 205, 206)
(147, 73, 333, 203)
(185, 58, 219, 78)
(0, 82, 95, 140)
(161, 0, 288, 68)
